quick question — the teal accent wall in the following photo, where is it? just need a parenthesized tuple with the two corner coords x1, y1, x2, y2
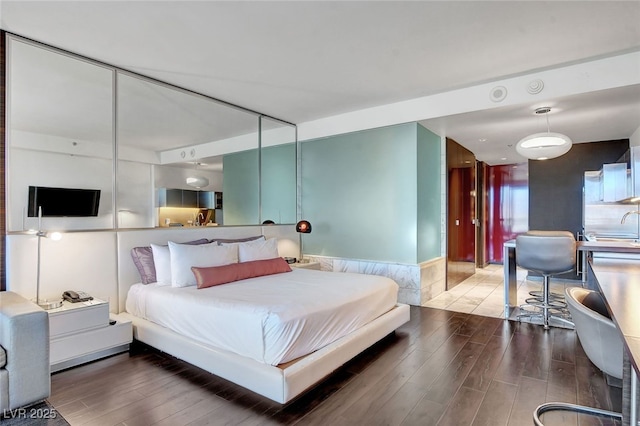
(417, 124, 442, 262)
(301, 122, 442, 264)
(261, 143, 297, 224)
(222, 149, 259, 225)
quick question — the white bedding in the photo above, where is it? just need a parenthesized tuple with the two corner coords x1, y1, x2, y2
(125, 268, 398, 365)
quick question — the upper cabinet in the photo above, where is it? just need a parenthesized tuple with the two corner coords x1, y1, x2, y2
(5, 34, 297, 231)
(584, 163, 629, 203)
(157, 189, 222, 209)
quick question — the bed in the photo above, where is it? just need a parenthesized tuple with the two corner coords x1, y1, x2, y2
(116, 228, 410, 404)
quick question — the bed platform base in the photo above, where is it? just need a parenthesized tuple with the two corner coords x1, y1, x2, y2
(118, 303, 410, 404)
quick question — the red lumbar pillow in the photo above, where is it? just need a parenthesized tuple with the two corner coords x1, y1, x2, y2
(192, 257, 292, 289)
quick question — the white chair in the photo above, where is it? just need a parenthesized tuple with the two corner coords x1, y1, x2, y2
(533, 287, 622, 425)
(565, 287, 622, 381)
(0, 291, 51, 411)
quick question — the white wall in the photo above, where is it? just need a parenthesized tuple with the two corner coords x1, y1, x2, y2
(630, 125, 640, 147)
(7, 231, 118, 308)
(118, 160, 155, 228)
(8, 148, 114, 232)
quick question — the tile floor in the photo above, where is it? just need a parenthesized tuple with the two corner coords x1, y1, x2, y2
(424, 263, 580, 320)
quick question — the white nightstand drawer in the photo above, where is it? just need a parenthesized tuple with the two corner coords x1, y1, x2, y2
(50, 319, 132, 370)
(48, 299, 109, 338)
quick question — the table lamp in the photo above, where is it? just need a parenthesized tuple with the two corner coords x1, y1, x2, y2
(35, 206, 63, 310)
(296, 220, 312, 262)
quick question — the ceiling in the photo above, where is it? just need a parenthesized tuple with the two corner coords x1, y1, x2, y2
(2, 1, 640, 165)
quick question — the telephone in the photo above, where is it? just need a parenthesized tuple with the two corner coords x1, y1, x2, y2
(62, 290, 93, 303)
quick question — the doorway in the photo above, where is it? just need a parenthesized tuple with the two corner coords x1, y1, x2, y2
(447, 138, 477, 289)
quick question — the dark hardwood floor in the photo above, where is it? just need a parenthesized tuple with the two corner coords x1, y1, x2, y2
(49, 306, 622, 425)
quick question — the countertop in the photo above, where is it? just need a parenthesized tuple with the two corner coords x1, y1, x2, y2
(590, 257, 640, 377)
(508, 239, 640, 253)
(578, 240, 640, 253)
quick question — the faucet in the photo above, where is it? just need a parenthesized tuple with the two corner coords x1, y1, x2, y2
(194, 212, 205, 226)
(621, 210, 640, 224)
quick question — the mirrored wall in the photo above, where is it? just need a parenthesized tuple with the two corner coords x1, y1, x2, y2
(6, 35, 297, 231)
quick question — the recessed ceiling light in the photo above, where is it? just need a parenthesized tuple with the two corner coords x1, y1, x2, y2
(478, 138, 487, 142)
(501, 157, 507, 161)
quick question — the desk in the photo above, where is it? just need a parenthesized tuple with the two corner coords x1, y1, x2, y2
(589, 258, 640, 425)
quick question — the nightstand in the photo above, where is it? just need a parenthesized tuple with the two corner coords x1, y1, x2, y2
(47, 299, 132, 372)
(290, 261, 321, 270)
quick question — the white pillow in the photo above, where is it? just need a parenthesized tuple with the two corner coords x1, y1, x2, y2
(237, 237, 279, 262)
(168, 241, 238, 288)
(150, 244, 172, 286)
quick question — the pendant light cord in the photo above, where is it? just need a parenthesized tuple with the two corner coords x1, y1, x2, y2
(546, 111, 550, 134)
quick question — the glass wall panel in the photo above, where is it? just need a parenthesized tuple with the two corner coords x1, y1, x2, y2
(7, 38, 114, 231)
(302, 123, 418, 263)
(416, 124, 442, 263)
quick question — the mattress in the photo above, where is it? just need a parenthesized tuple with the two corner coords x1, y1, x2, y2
(125, 268, 398, 365)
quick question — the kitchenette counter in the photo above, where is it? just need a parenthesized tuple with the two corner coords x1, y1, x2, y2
(578, 240, 640, 284)
(503, 239, 640, 316)
(578, 240, 640, 252)
(589, 257, 640, 423)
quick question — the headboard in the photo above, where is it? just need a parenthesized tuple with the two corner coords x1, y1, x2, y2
(116, 225, 300, 312)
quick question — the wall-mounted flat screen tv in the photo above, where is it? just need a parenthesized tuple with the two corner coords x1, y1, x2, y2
(28, 186, 101, 217)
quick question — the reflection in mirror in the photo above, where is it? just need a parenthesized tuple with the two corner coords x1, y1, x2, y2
(7, 35, 297, 231)
(260, 117, 297, 224)
(7, 37, 114, 231)
(116, 71, 260, 228)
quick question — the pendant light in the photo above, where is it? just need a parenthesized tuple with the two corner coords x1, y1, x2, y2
(186, 162, 209, 189)
(516, 107, 572, 160)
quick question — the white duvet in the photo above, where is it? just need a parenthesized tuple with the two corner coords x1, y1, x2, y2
(126, 268, 398, 365)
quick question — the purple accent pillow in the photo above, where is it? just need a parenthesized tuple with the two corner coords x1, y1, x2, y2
(131, 238, 209, 284)
(210, 235, 264, 245)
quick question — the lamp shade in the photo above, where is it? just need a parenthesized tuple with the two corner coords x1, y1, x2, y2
(296, 220, 312, 234)
(516, 132, 572, 160)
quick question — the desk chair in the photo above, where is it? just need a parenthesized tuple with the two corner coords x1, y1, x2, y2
(515, 230, 575, 329)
